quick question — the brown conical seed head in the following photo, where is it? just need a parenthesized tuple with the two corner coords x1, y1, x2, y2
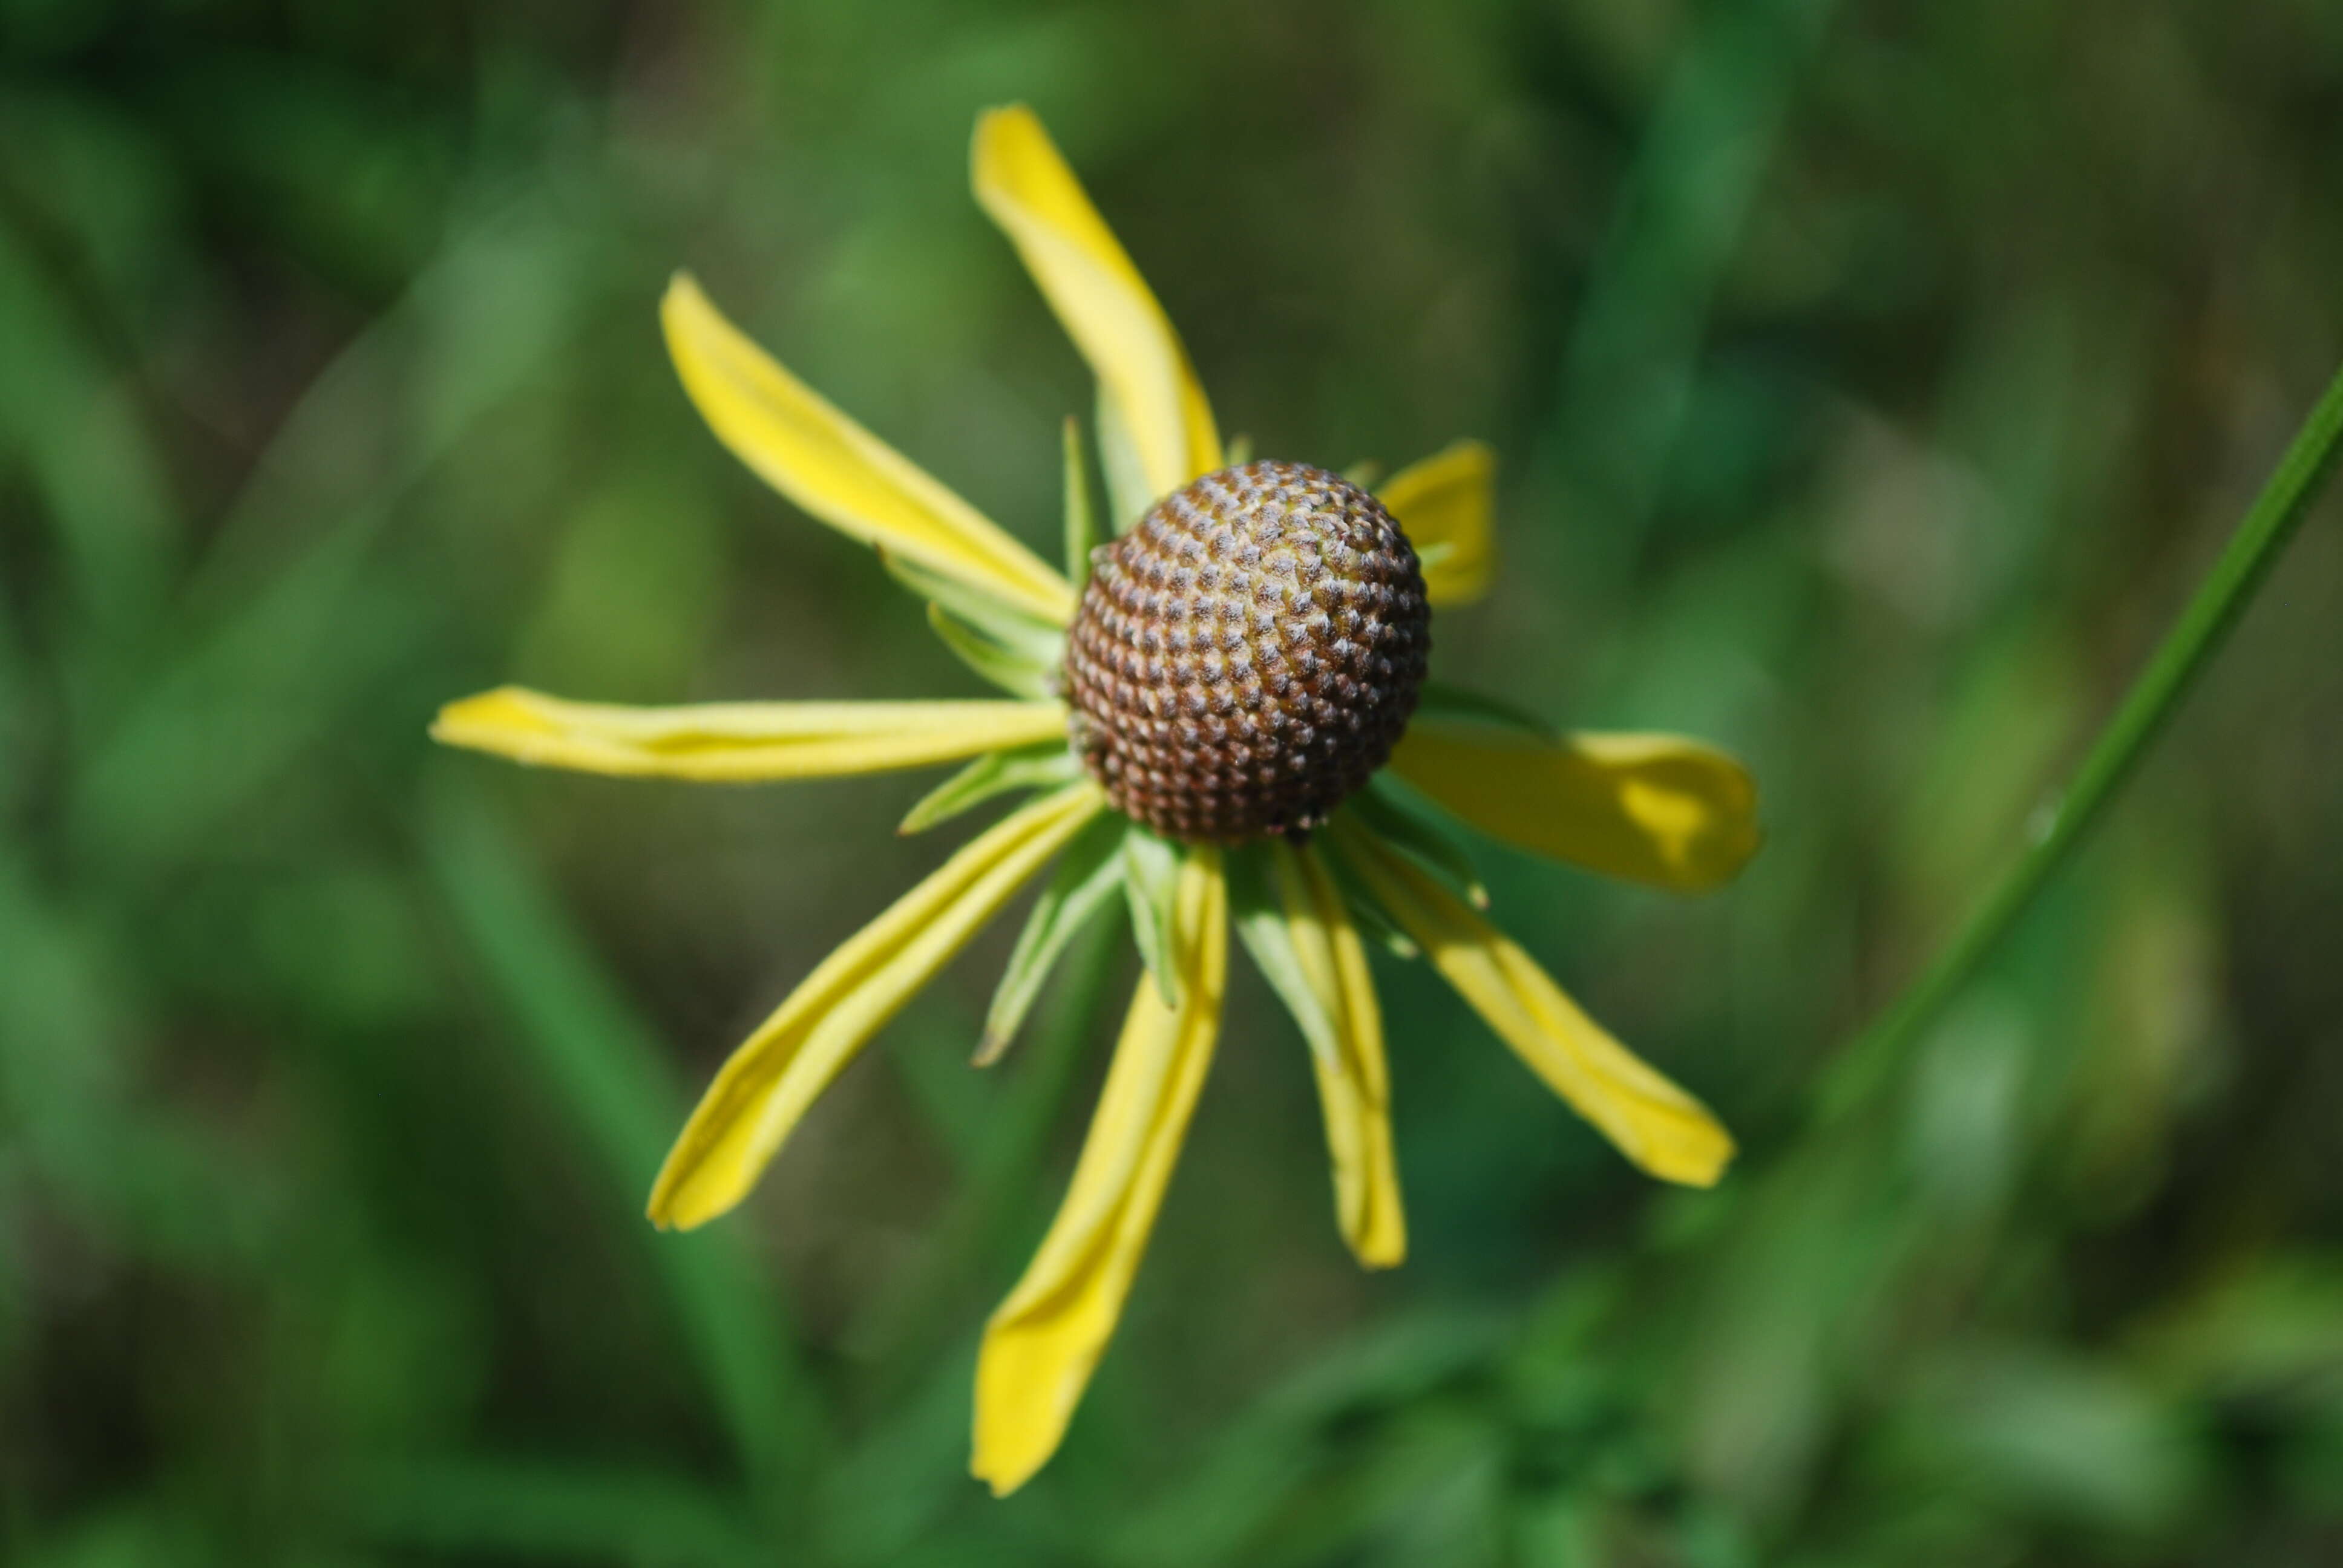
(1063, 459, 1431, 843)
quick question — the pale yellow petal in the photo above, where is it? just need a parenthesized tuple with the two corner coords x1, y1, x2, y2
(433, 687, 1069, 783)
(1336, 820, 1734, 1187)
(971, 847, 1227, 1495)
(1390, 719, 1759, 892)
(661, 273, 1075, 625)
(1274, 842, 1405, 1268)
(647, 782, 1105, 1229)
(1380, 440, 1494, 607)
(971, 105, 1221, 502)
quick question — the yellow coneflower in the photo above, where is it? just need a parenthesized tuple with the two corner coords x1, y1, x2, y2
(433, 104, 1760, 1496)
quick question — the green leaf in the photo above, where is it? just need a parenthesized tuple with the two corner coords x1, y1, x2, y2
(882, 551, 1066, 667)
(1096, 382, 1155, 534)
(1228, 846, 1340, 1072)
(1063, 414, 1098, 588)
(924, 601, 1055, 699)
(1350, 779, 1489, 909)
(897, 743, 1080, 835)
(1414, 681, 1555, 738)
(978, 813, 1127, 1063)
(1119, 823, 1184, 1008)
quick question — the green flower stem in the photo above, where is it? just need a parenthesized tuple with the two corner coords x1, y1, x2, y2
(1819, 361, 2343, 1121)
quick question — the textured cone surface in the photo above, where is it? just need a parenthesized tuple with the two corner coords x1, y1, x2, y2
(1065, 460, 1430, 843)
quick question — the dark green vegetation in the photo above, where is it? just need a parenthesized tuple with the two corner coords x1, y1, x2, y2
(5, 1, 2343, 1563)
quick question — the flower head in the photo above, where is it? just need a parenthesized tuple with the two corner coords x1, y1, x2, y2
(1066, 460, 1431, 839)
(432, 104, 1760, 1496)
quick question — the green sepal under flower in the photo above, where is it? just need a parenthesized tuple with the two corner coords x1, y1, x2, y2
(899, 742, 1082, 836)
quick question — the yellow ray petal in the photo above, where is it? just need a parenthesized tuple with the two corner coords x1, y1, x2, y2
(433, 687, 1070, 783)
(972, 105, 1221, 503)
(661, 273, 1076, 626)
(1379, 440, 1494, 607)
(1335, 820, 1734, 1187)
(972, 846, 1227, 1495)
(1390, 719, 1759, 892)
(647, 782, 1105, 1230)
(1273, 842, 1405, 1268)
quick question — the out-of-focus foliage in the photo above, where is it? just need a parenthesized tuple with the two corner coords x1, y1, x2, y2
(4, 1, 2342, 1563)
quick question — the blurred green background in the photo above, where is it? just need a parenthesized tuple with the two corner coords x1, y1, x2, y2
(5, 1, 2343, 1563)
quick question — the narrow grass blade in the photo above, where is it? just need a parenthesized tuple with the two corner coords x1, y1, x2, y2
(1821, 359, 2343, 1118)
(419, 779, 818, 1489)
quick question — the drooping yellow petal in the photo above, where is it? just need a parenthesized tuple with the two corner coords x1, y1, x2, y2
(1336, 820, 1734, 1187)
(1273, 842, 1405, 1268)
(1390, 719, 1759, 892)
(433, 687, 1070, 783)
(972, 846, 1227, 1495)
(1379, 440, 1494, 607)
(647, 782, 1105, 1230)
(971, 105, 1221, 503)
(661, 273, 1076, 626)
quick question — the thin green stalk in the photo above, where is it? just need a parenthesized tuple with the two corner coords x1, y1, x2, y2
(1820, 361, 2343, 1120)
(419, 779, 822, 1495)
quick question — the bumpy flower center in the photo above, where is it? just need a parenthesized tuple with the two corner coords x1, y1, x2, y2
(1063, 460, 1431, 843)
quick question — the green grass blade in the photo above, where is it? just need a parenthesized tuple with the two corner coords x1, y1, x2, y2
(845, 910, 1124, 1386)
(418, 779, 822, 1492)
(1821, 359, 2343, 1117)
